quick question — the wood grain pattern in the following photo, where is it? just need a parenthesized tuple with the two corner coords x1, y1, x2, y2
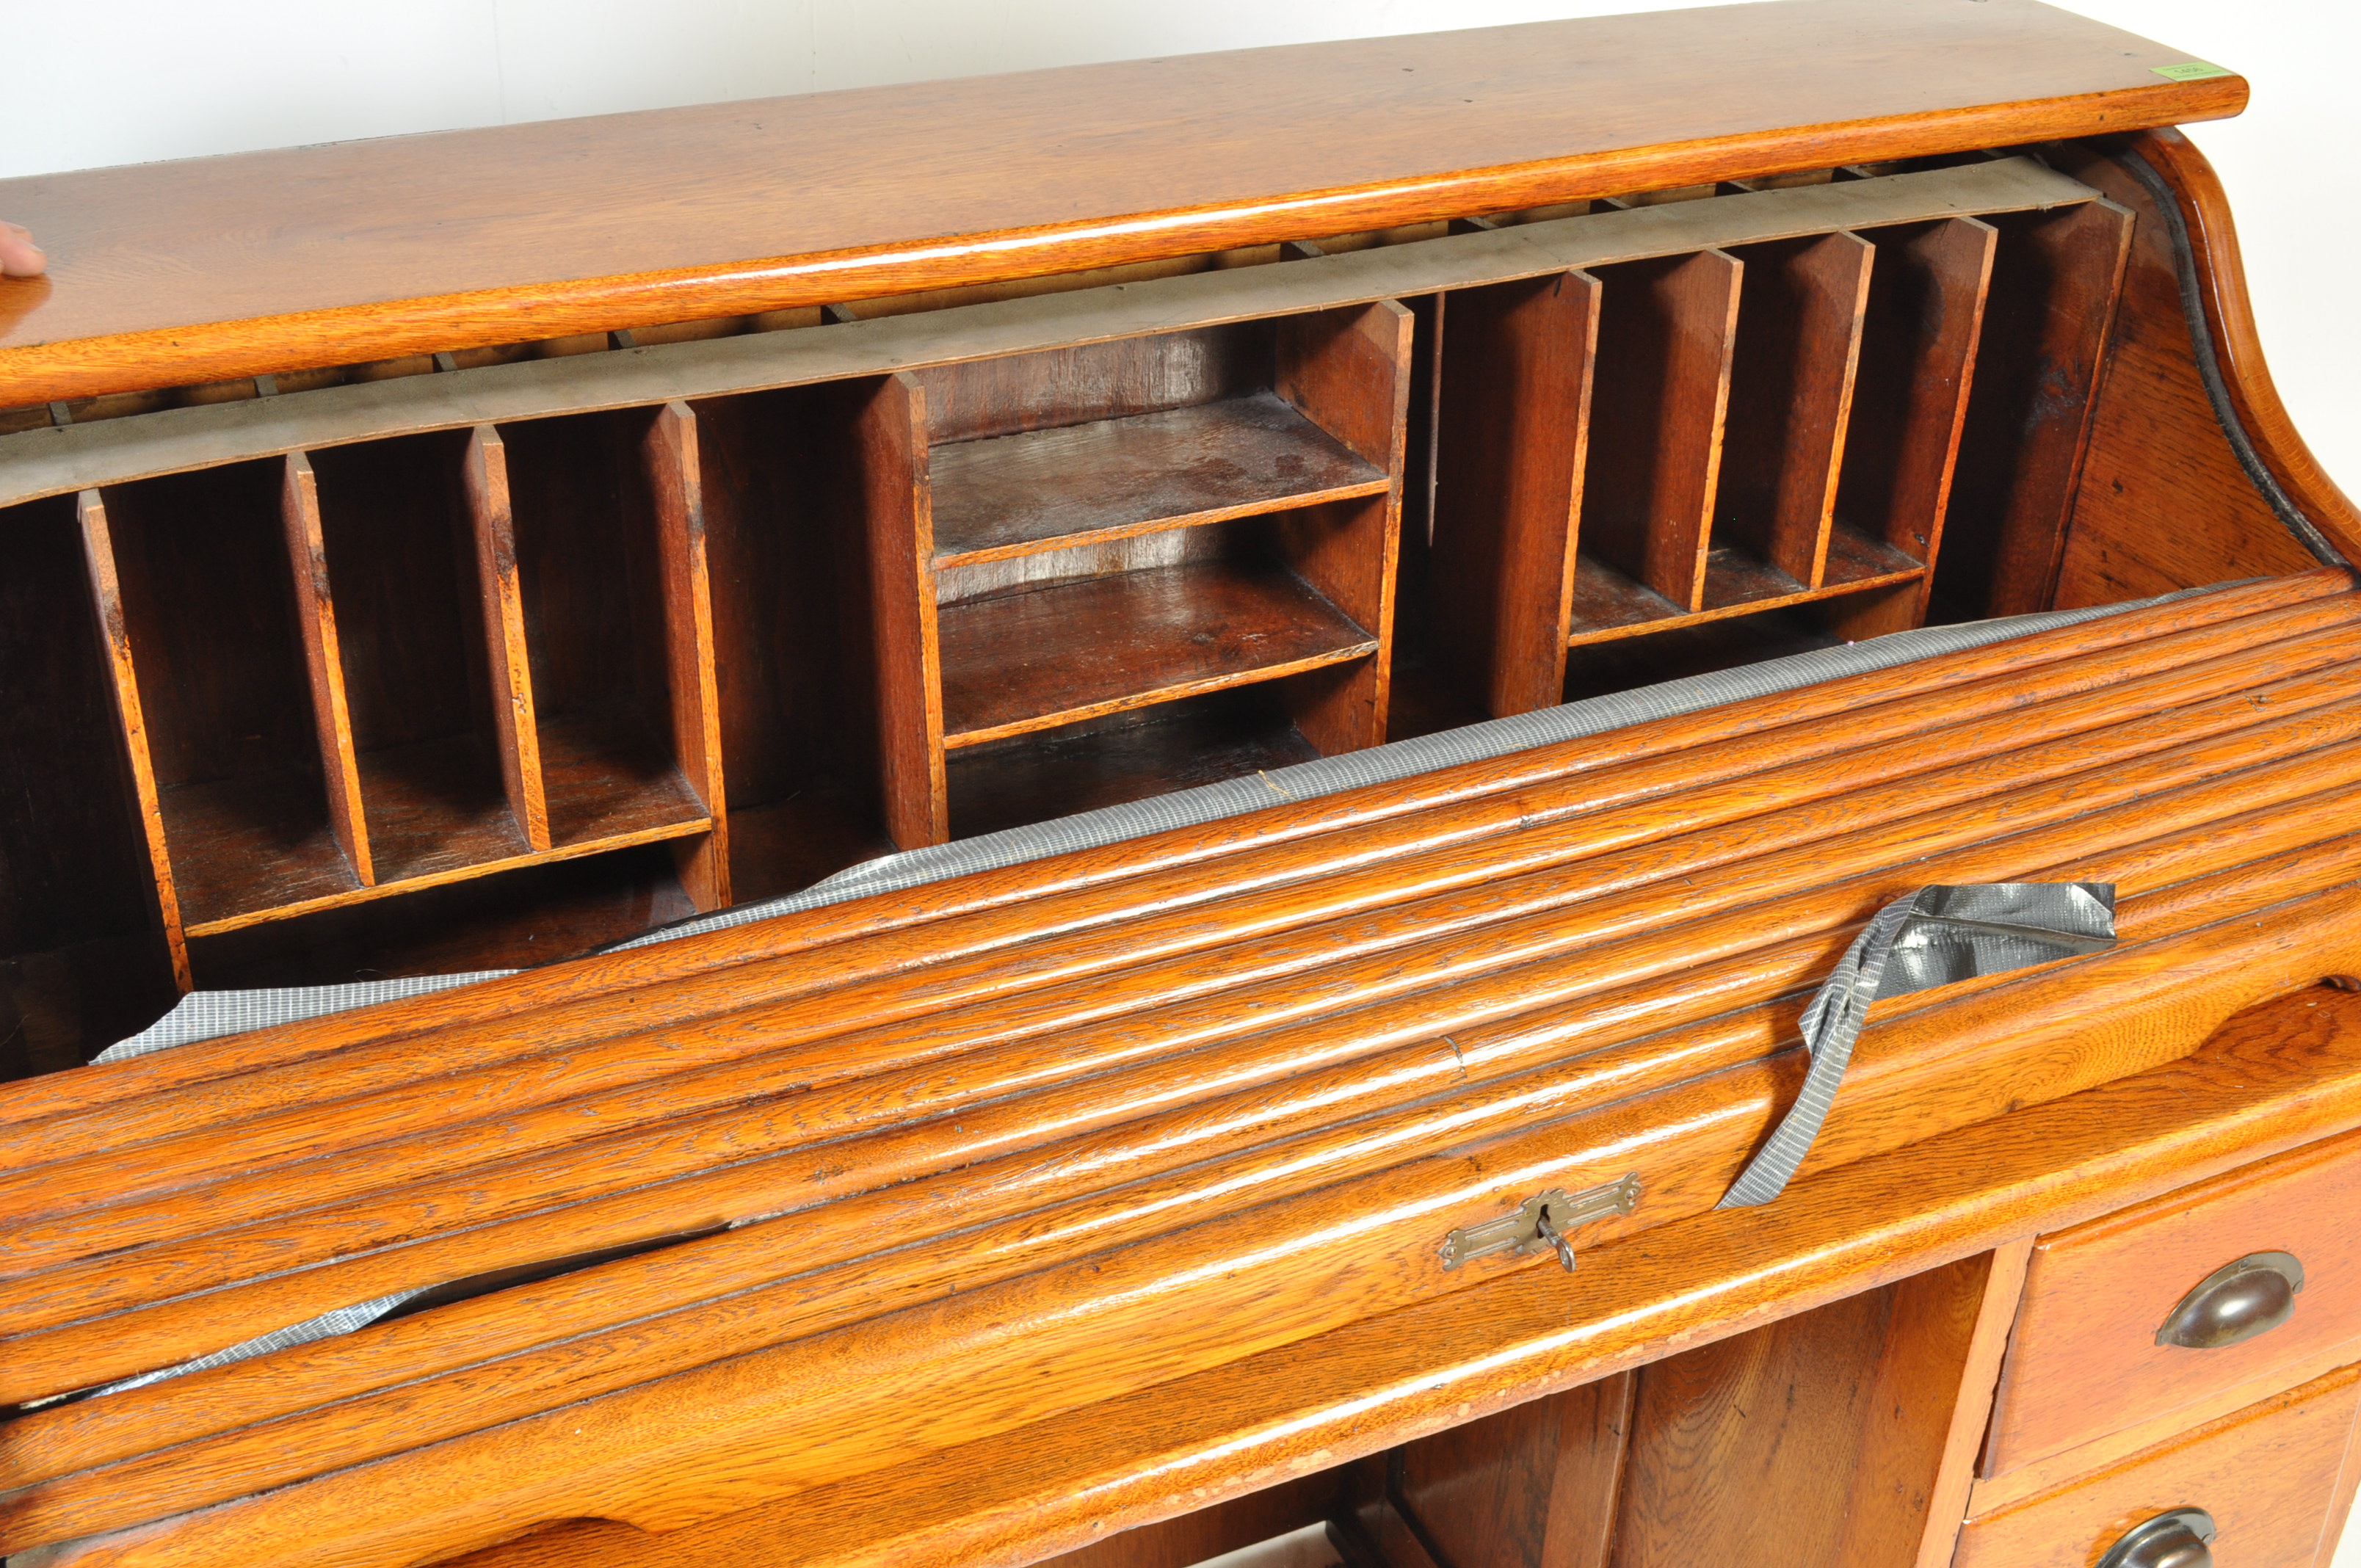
(641, 401, 729, 910)
(1826, 215, 1995, 639)
(1396, 1375, 1634, 1568)
(843, 372, 945, 847)
(2111, 128, 2361, 561)
(434, 987, 2361, 1568)
(2048, 133, 2337, 610)
(17, 684, 2361, 1550)
(20, 610, 2358, 1279)
(1909, 1240, 2033, 1568)
(929, 392, 1388, 566)
(1970, 1333, 2361, 1518)
(0, 1, 2243, 404)
(278, 451, 374, 886)
(72, 488, 189, 992)
(1953, 1358, 2361, 1568)
(1983, 1120, 2361, 1478)
(937, 559, 1378, 747)
(1428, 271, 1600, 716)
(1717, 230, 1873, 588)
(0, 159, 2100, 515)
(1937, 197, 2135, 617)
(460, 424, 548, 852)
(1272, 301, 1412, 754)
(1580, 250, 1742, 611)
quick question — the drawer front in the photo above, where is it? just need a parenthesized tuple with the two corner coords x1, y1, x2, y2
(1984, 1125, 2361, 1477)
(1954, 1359, 2361, 1568)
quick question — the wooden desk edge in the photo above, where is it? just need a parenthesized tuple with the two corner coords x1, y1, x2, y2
(449, 987, 2361, 1568)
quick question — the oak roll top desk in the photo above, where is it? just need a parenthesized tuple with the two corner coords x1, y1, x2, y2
(2, 3, 2360, 1566)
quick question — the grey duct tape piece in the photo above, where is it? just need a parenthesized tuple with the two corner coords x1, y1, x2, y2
(93, 581, 2236, 1063)
(1716, 882, 2119, 1210)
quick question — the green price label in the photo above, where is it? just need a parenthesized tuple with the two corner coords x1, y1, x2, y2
(2152, 61, 2234, 81)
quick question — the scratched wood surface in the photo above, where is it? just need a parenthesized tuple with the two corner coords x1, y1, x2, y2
(10, 570, 2361, 1565)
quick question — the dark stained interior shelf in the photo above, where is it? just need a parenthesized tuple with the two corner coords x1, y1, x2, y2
(1567, 521, 1925, 647)
(938, 559, 1379, 747)
(947, 688, 1322, 839)
(929, 391, 1390, 565)
(355, 735, 527, 885)
(162, 769, 360, 934)
(537, 715, 710, 848)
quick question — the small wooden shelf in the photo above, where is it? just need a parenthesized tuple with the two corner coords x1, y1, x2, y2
(948, 689, 1322, 839)
(355, 735, 528, 885)
(539, 715, 711, 846)
(162, 769, 360, 932)
(940, 560, 1378, 747)
(180, 810, 711, 937)
(929, 391, 1389, 565)
(1567, 521, 1923, 647)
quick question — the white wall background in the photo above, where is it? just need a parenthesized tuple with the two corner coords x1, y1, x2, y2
(4, 3, 2360, 1547)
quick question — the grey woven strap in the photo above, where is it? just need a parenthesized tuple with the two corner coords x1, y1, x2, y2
(1716, 882, 2118, 1209)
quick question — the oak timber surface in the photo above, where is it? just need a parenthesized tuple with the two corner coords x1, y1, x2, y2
(0, 0, 2242, 402)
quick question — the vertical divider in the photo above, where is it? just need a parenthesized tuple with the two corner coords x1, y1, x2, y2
(461, 424, 551, 852)
(642, 401, 731, 910)
(1272, 298, 1413, 753)
(1429, 269, 1601, 717)
(1939, 197, 2136, 617)
(1827, 215, 1998, 639)
(845, 372, 946, 849)
(1582, 249, 1743, 612)
(75, 489, 192, 992)
(1718, 231, 1874, 588)
(278, 451, 375, 886)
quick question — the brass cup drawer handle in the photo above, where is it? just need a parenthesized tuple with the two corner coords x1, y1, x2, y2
(2156, 1250, 2305, 1349)
(2097, 1507, 2216, 1568)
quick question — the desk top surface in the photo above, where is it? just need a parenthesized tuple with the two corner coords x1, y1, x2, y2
(0, 0, 2241, 404)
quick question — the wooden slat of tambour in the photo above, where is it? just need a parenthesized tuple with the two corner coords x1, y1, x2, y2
(71, 488, 192, 993)
(17, 660, 2361, 1390)
(21, 758, 2361, 1455)
(1945, 198, 2137, 617)
(0, 161, 2102, 514)
(458, 425, 548, 851)
(19, 785, 2361, 1537)
(18, 609, 2361, 1293)
(843, 373, 945, 848)
(1428, 270, 1600, 717)
(1581, 249, 1743, 612)
(1827, 215, 1998, 640)
(0, 4, 2240, 406)
(10, 835, 2349, 1539)
(276, 452, 374, 887)
(25, 739, 2360, 1420)
(33, 881, 2361, 1568)
(13, 614, 2361, 1257)
(0, 571, 2340, 1144)
(0, 577, 2347, 1172)
(1270, 300, 1413, 755)
(1718, 231, 1875, 588)
(641, 401, 730, 910)
(432, 993, 2361, 1568)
